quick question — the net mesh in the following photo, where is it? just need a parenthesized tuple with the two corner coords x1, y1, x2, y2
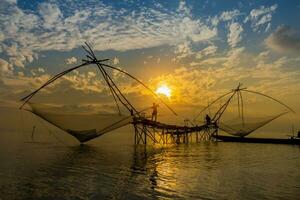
(218, 112, 287, 137)
(20, 45, 179, 143)
(197, 88, 291, 137)
(20, 62, 168, 143)
(28, 103, 132, 142)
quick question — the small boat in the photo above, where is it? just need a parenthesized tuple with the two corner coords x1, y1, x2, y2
(212, 134, 300, 145)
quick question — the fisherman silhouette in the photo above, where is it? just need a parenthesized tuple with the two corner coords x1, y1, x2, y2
(205, 114, 211, 125)
(151, 103, 159, 121)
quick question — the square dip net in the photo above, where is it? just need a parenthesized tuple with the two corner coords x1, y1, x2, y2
(20, 44, 176, 143)
(193, 85, 294, 137)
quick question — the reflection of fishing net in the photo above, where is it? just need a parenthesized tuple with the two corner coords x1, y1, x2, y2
(218, 112, 287, 137)
(27, 103, 133, 143)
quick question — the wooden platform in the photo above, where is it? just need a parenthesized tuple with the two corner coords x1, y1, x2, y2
(132, 117, 218, 144)
(133, 117, 216, 133)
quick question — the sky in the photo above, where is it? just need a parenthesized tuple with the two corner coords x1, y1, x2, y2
(0, 0, 300, 133)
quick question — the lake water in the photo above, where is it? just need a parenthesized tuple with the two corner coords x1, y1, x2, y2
(0, 130, 300, 200)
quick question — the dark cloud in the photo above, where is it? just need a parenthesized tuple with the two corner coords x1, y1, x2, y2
(266, 25, 300, 53)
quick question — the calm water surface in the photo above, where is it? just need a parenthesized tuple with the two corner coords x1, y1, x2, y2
(0, 131, 300, 200)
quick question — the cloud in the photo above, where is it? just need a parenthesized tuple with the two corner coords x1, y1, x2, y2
(265, 25, 300, 53)
(173, 42, 218, 63)
(0, 70, 112, 106)
(2, 43, 37, 68)
(112, 66, 127, 80)
(220, 9, 241, 21)
(0, 1, 295, 113)
(148, 47, 248, 106)
(18, 71, 24, 77)
(30, 67, 45, 76)
(177, 1, 191, 16)
(87, 71, 96, 78)
(14, 70, 103, 97)
(149, 66, 218, 106)
(1, 46, 299, 119)
(245, 4, 277, 32)
(0, 58, 13, 75)
(37, 68, 45, 73)
(38, 3, 63, 29)
(174, 41, 193, 61)
(257, 50, 270, 62)
(249, 4, 277, 19)
(265, 23, 271, 32)
(66, 57, 77, 65)
(195, 45, 218, 59)
(62, 73, 104, 93)
(0, 1, 218, 68)
(150, 46, 300, 110)
(2, 0, 17, 4)
(227, 22, 243, 47)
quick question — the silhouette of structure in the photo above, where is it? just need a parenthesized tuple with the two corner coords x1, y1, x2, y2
(193, 83, 295, 138)
(19, 43, 293, 145)
(20, 43, 218, 144)
(133, 117, 218, 144)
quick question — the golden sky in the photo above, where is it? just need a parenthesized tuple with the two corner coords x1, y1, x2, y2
(0, 0, 300, 134)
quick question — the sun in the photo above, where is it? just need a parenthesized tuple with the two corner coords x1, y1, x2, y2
(156, 85, 171, 98)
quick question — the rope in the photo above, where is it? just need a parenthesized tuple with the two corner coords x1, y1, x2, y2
(242, 89, 295, 113)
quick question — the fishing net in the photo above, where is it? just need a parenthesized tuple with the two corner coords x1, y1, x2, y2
(18, 59, 139, 143)
(26, 102, 133, 143)
(195, 86, 293, 137)
(20, 48, 175, 142)
(218, 112, 287, 137)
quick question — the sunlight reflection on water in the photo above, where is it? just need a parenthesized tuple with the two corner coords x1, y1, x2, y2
(0, 138, 300, 199)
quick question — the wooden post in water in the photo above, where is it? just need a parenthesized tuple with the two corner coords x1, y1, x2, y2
(134, 125, 137, 144)
(143, 125, 147, 145)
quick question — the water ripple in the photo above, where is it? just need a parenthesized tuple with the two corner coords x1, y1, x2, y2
(1, 141, 300, 199)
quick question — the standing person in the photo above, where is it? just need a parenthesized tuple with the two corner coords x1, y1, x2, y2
(151, 103, 159, 121)
(205, 114, 211, 125)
